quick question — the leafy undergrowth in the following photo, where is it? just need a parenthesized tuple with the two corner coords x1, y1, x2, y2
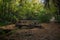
(0, 23, 60, 40)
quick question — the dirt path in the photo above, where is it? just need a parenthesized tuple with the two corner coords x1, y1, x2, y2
(0, 23, 60, 40)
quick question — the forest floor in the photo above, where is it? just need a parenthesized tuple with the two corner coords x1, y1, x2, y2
(0, 23, 60, 40)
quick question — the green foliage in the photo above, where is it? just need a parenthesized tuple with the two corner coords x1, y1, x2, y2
(38, 11, 52, 23)
(55, 15, 60, 23)
(0, 0, 59, 26)
(44, 0, 60, 23)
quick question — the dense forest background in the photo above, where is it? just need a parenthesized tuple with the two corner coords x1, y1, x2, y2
(0, 0, 60, 40)
(0, 0, 60, 26)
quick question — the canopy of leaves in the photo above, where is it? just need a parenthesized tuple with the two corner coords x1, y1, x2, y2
(0, 0, 58, 26)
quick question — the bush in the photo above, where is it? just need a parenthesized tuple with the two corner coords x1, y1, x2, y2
(38, 14, 52, 23)
(55, 15, 60, 23)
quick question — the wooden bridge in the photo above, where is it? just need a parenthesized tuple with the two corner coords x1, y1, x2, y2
(15, 20, 42, 29)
